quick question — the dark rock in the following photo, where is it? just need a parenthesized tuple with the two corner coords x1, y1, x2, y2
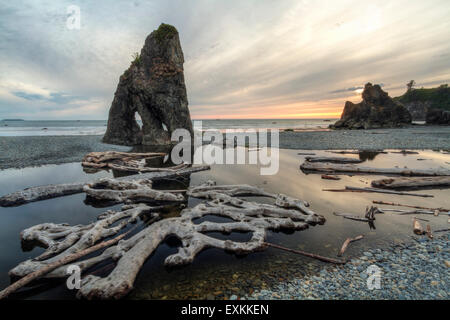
(103, 24, 193, 146)
(426, 108, 450, 125)
(404, 101, 431, 121)
(331, 83, 412, 129)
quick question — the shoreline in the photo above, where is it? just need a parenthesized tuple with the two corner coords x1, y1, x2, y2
(1, 125, 450, 170)
(243, 233, 449, 300)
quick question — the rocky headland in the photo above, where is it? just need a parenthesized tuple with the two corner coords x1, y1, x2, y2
(396, 85, 450, 125)
(331, 83, 412, 130)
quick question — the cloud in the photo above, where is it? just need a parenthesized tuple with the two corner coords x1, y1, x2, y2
(330, 84, 385, 94)
(0, 0, 449, 119)
(11, 91, 82, 104)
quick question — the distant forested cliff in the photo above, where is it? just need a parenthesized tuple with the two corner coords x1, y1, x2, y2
(394, 84, 450, 123)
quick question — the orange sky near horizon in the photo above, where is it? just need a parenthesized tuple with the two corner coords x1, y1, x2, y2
(190, 95, 362, 120)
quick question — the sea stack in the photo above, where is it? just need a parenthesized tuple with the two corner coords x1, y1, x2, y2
(331, 83, 412, 129)
(103, 24, 193, 146)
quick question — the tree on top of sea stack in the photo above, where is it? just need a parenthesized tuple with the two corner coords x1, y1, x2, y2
(331, 83, 412, 130)
(103, 23, 193, 146)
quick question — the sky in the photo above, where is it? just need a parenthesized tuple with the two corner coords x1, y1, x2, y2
(0, 0, 449, 120)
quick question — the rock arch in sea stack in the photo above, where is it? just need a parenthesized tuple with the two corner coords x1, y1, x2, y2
(103, 23, 193, 146)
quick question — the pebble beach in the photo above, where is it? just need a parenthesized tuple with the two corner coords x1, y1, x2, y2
(244, 234, 449, 300)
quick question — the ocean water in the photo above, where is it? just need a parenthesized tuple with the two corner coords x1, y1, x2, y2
(0, 119, 335, 136)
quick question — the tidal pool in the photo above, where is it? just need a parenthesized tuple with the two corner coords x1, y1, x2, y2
(0, 149, 448, 299)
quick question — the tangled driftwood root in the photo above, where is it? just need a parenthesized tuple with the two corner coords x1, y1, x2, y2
(0, 165, 210, 207)
(7, 181, 325, 300)
(82, 151, 187, 173)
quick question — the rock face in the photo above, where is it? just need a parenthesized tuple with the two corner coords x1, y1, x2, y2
(103, 24, 193, 146)
(331, 83, 412, 129)
(426, 108, 450, 125)
(404, 101, 431, 121)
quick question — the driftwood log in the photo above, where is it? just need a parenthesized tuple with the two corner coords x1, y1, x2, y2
(301, 162, 450, 176)
(338, 235, 364, 257)
(321, 175, 341, 180)
(264, 243, 345, 264)
(0, 165, 210, 207)
(323, 186, 434, 198)
(378, 208, 435, 215)
(413, 218, 425, 235)
(5, 181, 325, 300)
(82, 151, 191, 173)
(391, 150, 419, 155)
(333, 212, 370, 222)
(371, 177, 450, 189)
(83, 178, 185, 204)
(297, 152, 316, 156)
(0, 183, 85, 207)
(82, 151, 166, 165)
(326, 150, 387, 155)
(305, 156, 363, 164)
(372, 201, 450, 212)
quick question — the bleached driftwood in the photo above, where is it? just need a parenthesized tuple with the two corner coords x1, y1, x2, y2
(264, 243, 345, 264)
(338, 235, 364, 257)
(333, 212, 370, 222)
(7, 181, 325, 300)
(83, 178, 185, 204)
(8, 204, 158, 279)
(0, 165, 210, 207)
(0, 183, 85, 207)
(106, 163, 188, 173)
(82, 151, 166, 165)
(305, 156, 363, 164)
(333, 207, 381, 223)
(323, 186, 434, 198)
(0, 223, 137, 300)
(371, 177, 450, 189)
(378, 208, 434, 215)
(82, 151, 192, 173)
(301, 162, 450, 176)
(372, 200, 450, 212)
(413, 218, 425, 235)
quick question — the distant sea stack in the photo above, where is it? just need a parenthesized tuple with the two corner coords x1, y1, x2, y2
(103, 24, 193, 146)
(331, 83, 412, 130)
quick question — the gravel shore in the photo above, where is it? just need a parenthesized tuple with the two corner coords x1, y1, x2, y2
(243, 233, 449, 300)
(0, 135, 129, 170)
(279, 126, 450, 150)
(1, 126, 449, 170)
